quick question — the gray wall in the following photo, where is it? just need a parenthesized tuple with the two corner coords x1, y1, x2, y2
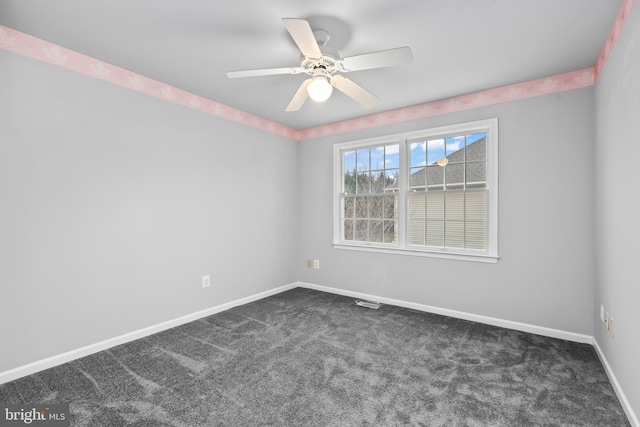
(0, 50, 299, 372)
(298, 88, 596, 335)
(594, 4, 640, 418)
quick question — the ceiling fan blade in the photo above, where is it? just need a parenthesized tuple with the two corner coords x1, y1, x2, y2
(282, 18, 322, 59)
(337, 46, 413, 72)
(330, 75, 379, 108)
(227, 67, 303, 79)
(286, 79, 311, 111)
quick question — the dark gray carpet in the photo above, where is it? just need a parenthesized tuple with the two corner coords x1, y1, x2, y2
(0, 288, 630, 426)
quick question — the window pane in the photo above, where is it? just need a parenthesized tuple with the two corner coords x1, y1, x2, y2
(408, 220, 425, 245)
(466, 133, 486, 162)
(383, 195, 397, 220)
(370, 220, 383, 242)
(466, 221, 486, 250)
(466, 192, 486, 222)
(344, 172, 356, 194)
(426, 193, 444, 220)
(427, 139, 445, 165)
(355, 197, 368, 218)
(344, 220, 354, 240)
(343, 197, 355, 219)
(445, 221, 465, 248)
(371, 171, 385, 193)
(445, 193, 464, 221)
(386, 145, 400, 169)
(356, 172, 370, 193)
(371, 147, 385, 170)
(410, 167, 426, 189)
(426, 221, 444, 247)
(384, 220, 397, 243)
(356, 149, 370, 171)
(344, 151, 356, 174)
(466, 162, 486, 188)
(445, 136, 465, 160)
(445, 163, 464, 189)
(385, 169, 399, 191)
(370, 196, 383, 219)
(426, 165, 444, 189)
(410, 141, 426, 167)
(355, 219, 368, 241)
(408, 193, 425, 220)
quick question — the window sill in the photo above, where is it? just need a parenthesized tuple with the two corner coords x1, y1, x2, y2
(332, 243, 499, 264)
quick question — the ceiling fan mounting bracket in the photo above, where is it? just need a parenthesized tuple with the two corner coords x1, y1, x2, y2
(313, 29, 330, 46)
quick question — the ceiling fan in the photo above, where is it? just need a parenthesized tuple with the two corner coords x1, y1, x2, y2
(226, 18, 413, 111)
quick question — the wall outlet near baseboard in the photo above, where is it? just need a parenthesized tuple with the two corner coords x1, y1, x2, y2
(202, 275, 211, 288)
(604, 312, 610, 330)
(313, 260, 320, 269)
(600, 304, 605, 322)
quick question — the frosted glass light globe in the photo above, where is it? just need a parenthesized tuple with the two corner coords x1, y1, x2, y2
(307, 76, 333, 102)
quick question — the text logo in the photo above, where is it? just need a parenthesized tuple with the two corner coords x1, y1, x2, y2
(1, 405, 69, 426)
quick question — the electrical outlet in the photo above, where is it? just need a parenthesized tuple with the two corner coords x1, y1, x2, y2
(307, 259, 312, 268)
(202, 275, 210, 288)
(604, 312, 610, 330)
(600, 305, 605, 322)
(313, 259, 320, 269)
(609, 317, 615, 337)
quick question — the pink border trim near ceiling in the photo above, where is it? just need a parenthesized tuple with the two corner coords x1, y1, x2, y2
(0, 26, 299, 140)
(595, 0, 637, 79)
(298, 68, 595, 140)
(0, 0, 635, 141)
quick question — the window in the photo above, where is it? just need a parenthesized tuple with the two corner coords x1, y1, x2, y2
(342, 144, 400, 244)
(333, 119, 498, 262)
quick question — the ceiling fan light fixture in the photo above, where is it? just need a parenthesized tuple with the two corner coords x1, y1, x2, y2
(307, 74, 333, 102)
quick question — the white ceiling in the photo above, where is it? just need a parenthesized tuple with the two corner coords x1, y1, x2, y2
(0, 0, 623, 130)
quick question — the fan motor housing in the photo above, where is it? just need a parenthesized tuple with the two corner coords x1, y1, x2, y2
(301, 51, 338, 75)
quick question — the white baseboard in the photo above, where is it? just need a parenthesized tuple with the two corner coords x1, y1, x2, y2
(297, 282, 593, 344)
(0, 282, 298, 385)
(593, 339, 639, 427)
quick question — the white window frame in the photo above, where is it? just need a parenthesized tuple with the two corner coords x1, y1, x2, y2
(333, 118, 499, 263)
